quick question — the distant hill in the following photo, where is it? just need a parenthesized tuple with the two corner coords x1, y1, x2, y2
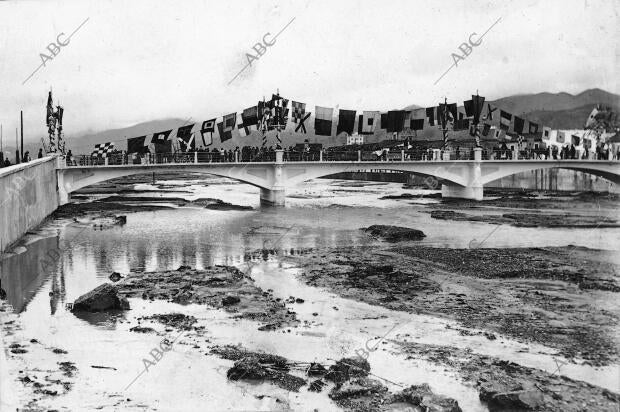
(522, 103, 620, 130)
(489, 88, 620, 115)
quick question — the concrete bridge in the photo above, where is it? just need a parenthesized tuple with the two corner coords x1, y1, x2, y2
(57, 149, 620, 205)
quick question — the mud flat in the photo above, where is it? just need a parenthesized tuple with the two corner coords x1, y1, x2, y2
(393, 341, 619, 412)
(115, 265, 298, 331)
(282, 243, 619, 367)
(428, 210, 620, 228)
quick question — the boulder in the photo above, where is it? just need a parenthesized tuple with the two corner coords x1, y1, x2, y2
(71, 283, 130, 312)
(362, 225, 426, 242)
(489, 390, 544, 410)
(325, 356, 370, 384)
(222, 295, 241, 306)
(392, 383, 463, 412)
(109, 272, 122, 282)
(329, 377, 386, 400)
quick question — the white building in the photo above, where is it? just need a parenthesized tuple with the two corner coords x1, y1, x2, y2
(346, 133, 364, 145)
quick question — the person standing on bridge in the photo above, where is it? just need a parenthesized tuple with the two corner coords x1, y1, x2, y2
(38, 148, 43, 159)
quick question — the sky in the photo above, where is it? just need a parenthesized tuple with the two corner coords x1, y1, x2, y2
(0, 0, 617, 145)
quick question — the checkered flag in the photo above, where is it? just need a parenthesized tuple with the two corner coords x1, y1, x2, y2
(292, 101, 306, 123)
(92, 142, 115, 158)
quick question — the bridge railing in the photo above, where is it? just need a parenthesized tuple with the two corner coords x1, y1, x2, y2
(64, 148, 617, 167)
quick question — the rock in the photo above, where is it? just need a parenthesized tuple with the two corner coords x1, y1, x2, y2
(329, 377, 386, 400)
(392, 383, 463, 412)
(222, 295, 241, 306)
(109, 272, 122, 282)
(309, 379, 326, 392)
(115, 215, 127, 225)
(362, 225, 426, 242)
(177, 265, 192, 271)
(71, 283, 130, 312)
(307, 362, 328, 376)
(325, 356, 370, 384)
(490, 390, 544, 410)
(295, 298, 305, 304)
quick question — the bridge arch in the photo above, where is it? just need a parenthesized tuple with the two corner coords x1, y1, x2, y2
(280, 162, 471, 188)
(479, 161, 620, 186)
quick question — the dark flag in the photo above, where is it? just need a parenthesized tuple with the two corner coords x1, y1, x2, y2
(482, 123, 491, 136)
(528, 121, 539, 134)
(46, 91, 53, 125)
(486, 103, 497, 121)
(472, 95, 485, 124)
(514, 116, 525, 134)
(152, 129, 172, 144)
(127, 136, 146, 154)
(387, 110, 406, 133)
(438, 103, 455, 129)
(464, 100, 474, 117)
(314, 106, 333, 136)
(337, 109, 356, 135)
(200, 119, 216, 146)
(455, 118, 469, 131)
(380, 113, 388, 129)
(499, 110, 512, 131)
(218, 113, 237, 142)
(292, 101, 306, 123)
(572, 134, 582, 146)
(242, 106, 259, 126)
(447, 103, 457, 124)
(410, 118, 424, 131)
(425, 107, 435, 126)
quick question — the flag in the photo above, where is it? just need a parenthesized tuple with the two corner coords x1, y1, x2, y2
(438, 103, 455, 129)
(583, 137, 592, 149)
(291, 101, 306, 123)
(571, 134, 580, 146)
(542, 126, 551, 140)
(472, 95, 485, 124)
(455, 118, 469, 131)
(482, 123, 491, 136)
(493, 128, 502, 139)
(237, 113, 251, 137)
(486, 104, 497, 121)
(585, 107, 599, 128)
(92, 142, 115, 158)
(176, 124, 195, 152)
(556, 131, 565, 143)
(336, 109, 356, 135)
(56, 106, 64, 127)
(380, 113, 388, 129)
(295, 112, 311, 134)
(499, 110, 512, 131)
(152, 129, 172, 144)
(242, 106, 259, 126)
(528, 121, 539, 134)
(463, 99, 474, 117)
(127, 136, 146, 154)
(410, 118, 424, 131)
(514, 116, 525, 134)
(218, 113, 237, 142)
(200, 119, 216, 146)
(359, 111, 379, 134)
(46, 91, 53, 126)
(314, 106, 333, 136)
(387, 110, 406, 133)
(425, 107, 435, 126)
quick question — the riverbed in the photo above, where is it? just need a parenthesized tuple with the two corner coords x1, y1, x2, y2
(1, 174, 619, 411)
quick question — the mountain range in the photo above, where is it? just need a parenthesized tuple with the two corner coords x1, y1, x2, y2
(7, 88, 619, 156)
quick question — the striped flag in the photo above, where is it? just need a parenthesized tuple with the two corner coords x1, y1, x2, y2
(314, 106, 333, 136)
(499, 110, 512, 131)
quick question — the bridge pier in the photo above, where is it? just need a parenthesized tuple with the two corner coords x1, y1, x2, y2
(260, 187, 286, 206)
(441, 184, 483, 200)
(440, 147, 484, 201)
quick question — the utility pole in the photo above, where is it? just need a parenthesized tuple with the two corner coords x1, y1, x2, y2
(15, 128, 20, 164)
(20, 110, 24, 161)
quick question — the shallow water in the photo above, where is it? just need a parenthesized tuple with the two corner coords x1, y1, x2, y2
(1, 177, 619, 410)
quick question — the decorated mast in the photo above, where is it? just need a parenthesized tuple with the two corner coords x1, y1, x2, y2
(45, 90, 65, 154)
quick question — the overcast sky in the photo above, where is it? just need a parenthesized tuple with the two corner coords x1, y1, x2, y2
(0, 0, 617, 144)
